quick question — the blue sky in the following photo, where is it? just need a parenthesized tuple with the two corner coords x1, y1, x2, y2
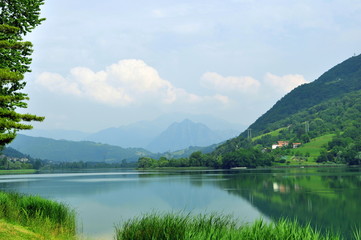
(23, 0, 361, 132)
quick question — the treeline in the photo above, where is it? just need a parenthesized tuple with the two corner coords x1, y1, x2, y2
(317, 125, 361, 165)
(0, 147, 43, 170)
(43, 160, 136, 170)
(0, 147, 138, 170)
(138, 145, 273, 169)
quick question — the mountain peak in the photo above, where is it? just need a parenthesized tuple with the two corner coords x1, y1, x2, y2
(147, 119, 223, 153)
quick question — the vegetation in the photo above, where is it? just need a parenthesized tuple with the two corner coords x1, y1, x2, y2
(138, 147, 273, 169)
(0, 191, 76, 239)
(214, 167, 361, 238)
(247, 54, 361, 137)
(9, 134, 154, 163)
(115, 212, 355, 240)
(0, 0, 45, 146)
(0, 147, 43, 170)
(208, 55, 361, 167)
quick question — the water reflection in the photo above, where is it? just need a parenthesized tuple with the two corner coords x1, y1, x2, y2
(0, 167, 360, 239)
(213, 167, 361, 239)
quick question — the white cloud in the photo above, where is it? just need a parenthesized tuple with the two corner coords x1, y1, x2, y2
(201, 72, 261, 93)
(264, 73, 308, 93)
(36, 59, 228, 107)
(36, 72, 82, 96)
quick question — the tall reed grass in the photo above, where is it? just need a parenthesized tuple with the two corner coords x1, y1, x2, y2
(0, 191, 76, 239)
(115, 212, 357, 240)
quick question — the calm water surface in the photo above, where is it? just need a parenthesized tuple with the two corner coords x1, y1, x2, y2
(0, 167, 360, 239)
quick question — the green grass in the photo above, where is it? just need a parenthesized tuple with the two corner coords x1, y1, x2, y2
(252, 127, 287, 141)
(288, 134, 335, 162)
(0, 220, 42, 240)
(115, 212, 354, 240)
(0, 169, 37, 175)
(0, 191, 76, 240)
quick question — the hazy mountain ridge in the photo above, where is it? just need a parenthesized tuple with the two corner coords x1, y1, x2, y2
(22, 114, 243, 151)
(8, 133, 223, 163)
(9, 134, 154, 163)
(147, 119, 234, 152)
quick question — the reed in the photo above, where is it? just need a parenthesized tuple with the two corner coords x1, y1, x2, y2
(0, 191, 76, 239)
(115, 212, 354, 240)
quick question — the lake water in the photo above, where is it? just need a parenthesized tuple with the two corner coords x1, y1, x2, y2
(0, 167, 360, 239)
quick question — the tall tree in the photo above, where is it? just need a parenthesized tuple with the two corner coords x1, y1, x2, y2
(0, 0, 45, 146)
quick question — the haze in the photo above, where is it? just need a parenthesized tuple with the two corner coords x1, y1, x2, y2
(22, 0, 361, 132)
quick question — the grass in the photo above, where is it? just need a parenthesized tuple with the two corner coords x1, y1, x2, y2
(0, 191, 76, 240)
(115, 212, 355, 240)
(0, 220, 42, 240)
(0, 169, 37, 175)
(252, 127, 287, 141)
(290, 134, 335, 160)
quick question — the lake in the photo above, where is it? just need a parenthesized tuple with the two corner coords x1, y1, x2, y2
(0, 167, 360, 239)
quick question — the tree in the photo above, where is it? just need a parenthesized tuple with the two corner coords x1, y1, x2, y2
(0, 0, 45, 146)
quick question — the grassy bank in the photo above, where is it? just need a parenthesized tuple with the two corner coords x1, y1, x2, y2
(0, 191, 76, 240)
(115, 213, 359, 240)
(0, 169, 37, 175)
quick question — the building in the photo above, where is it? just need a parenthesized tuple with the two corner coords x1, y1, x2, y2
(272, 141, 289, 149)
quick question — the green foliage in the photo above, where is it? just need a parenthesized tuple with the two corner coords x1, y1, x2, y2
(247, 54, 361, 137)
(0, 1, 45, 146)
(221, 148, 273, 168)
(318, 126, 361, 165)
(138, 148, 273, 169)
(115, 212, 350, 240)
(0, 147, 43, 170)
(0, 191, 76, 239)
(0, 0, 45, 36)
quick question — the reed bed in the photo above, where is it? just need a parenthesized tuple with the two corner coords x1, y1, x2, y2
(115, 212, 355, 240)
(0, 191, 76, 239)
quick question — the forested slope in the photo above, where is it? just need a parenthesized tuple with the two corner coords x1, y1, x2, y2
(246, 54, 361, 136)
(212, 54, 361, 165)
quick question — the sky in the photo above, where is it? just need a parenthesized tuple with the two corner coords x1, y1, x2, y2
(22, 0, 361, 132)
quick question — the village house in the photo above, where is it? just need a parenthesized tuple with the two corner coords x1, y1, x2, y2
(272, 141, 289, 149)
(272, 141, 302, 149)
(292, 143, 302, 148)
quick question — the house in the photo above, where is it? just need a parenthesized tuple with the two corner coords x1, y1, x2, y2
(292, 143, 302, 148)
(272, 141, 289, 149)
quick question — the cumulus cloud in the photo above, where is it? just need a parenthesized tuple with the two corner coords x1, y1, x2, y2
(200, 71, 308, 95)
(201, 72, 261, 93)
(264, 73, 308, 93)
(36, 59, 228, 107)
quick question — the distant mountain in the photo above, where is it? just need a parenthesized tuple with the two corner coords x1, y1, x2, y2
(85, 114, 243, 148)
(1, 147, 33, 160)
(146, 119, 234, 153)
(9, 134, 154, 162)
(22, 114, 244, 150)
(85, 122, 163, 148)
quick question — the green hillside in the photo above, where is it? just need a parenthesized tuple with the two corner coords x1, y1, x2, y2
(9, 134, 154, 163)
(247, 54, 361, 137)
(212, 54, 361, 166)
